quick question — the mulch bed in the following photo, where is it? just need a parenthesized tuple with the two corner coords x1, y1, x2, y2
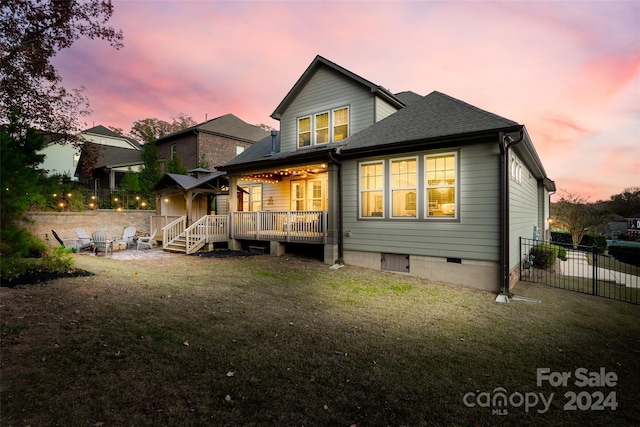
(190, 249, 260, 258)
(1, 268, 94, 288)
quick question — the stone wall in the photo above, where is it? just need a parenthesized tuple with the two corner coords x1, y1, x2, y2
(20, 210, 153, 248)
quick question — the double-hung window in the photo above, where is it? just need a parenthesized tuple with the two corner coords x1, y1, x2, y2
(391, 157, 417, 218)
(333, 107, 349, 141)
(298, 116, 311, 147)
(360, 161, 384, 217)
(425, 153, 457, 218)
(315, 112, 329, 144)
(298, 106, 349, 148)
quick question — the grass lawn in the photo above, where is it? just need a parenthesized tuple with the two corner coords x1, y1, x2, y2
(1, 253, 639, 426)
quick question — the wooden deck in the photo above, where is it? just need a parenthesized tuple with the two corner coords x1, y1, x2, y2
(152, 211, 327, 254)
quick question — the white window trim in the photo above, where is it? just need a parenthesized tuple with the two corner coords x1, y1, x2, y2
(332, 106, 349, 142)
(297, 115, 312, 148)
(424, 152, 459, 220)
(359, 160, 385, 219)
(297, 105, 349, 149)
(389, 156, 418, 219)
(315, 111, 330, 145)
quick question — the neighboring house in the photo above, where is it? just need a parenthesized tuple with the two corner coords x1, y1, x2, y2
(39, 125, 141, 180)
(154, 114, 269, 172)
(627, 215, 640, 241)
(75, 142, 143, 191)
(217, 55, 555, 293)
(605, 214, 628, 240)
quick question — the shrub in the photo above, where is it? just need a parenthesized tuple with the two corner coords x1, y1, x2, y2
(608, 245, 640, 267)
(551, 231, 607, 253)
(557, 246, 567, 261)
(529, 243, 560, 269)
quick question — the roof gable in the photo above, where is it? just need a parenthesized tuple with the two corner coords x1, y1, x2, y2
(84, 125, 142, 149)
(152, 171, 227, 192)
(271, 55, 405, 120)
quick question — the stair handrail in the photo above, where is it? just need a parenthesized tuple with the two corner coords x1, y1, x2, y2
(162, 216, 186, 250)
(184, 215, 210, 254)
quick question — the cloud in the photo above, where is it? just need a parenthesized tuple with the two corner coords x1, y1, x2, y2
(50, 0, 639, 200)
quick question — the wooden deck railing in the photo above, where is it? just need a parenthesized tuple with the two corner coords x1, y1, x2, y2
(152, 211, 328, 251)
(184, 215, 228, 254)
(231, 210, 327, 244)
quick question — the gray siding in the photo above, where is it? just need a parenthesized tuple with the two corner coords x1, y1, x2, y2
(342, 143, 501, 261)
(279, 67, 375, 153)
(374, 96, 400, 122)
(508, 151, 540, 269)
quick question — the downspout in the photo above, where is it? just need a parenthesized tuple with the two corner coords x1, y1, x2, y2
(499, 128, 524, 295)
(328, 149, 343, 261)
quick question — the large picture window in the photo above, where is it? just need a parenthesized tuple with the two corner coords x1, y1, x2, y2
(298, 106, 349, 148)
(360, 161, 384, 217)
(425, 153, 457, 218)
(391, 157, 417, 218)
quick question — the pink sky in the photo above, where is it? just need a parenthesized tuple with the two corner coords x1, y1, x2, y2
(52, 1, 639, 202)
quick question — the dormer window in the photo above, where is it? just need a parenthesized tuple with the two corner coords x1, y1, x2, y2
(298, 106, 349, 148)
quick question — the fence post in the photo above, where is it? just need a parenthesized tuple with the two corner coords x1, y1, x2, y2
(519, 237, 523, 281)
(592, 245, 598, 296)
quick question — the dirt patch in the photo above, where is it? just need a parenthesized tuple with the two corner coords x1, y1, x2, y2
(0, 268, 94, 288)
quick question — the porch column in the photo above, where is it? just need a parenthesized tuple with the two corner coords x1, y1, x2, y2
(228, 175, 241, 250)
(324, 162, 340, 264)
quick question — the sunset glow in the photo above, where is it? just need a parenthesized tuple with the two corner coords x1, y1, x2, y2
(52, 1, 640, 201)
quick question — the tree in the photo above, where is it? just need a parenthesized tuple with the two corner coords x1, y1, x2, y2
(1, 110, 49, 230)
(604, 187, 640, 218)
(196, 154, 210, 170)
(1, 0, 123, 136)
(166, 156, 188, 175)
(129, 114, 196, 144)
(138, 142, 162, 197)
(551, 192, 608, 249)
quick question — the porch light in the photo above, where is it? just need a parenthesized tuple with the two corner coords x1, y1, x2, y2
(114, 197, 119, 202)
(67, 193, 72, 197)
(53, 193, 57, 197)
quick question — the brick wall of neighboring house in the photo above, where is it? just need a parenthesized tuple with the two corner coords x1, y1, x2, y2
(156, 133, 198, 172)
(198, 134, 253, 169)
(20, 211, 152, 248)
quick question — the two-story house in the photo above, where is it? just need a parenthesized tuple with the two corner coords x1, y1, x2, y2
(216, 55, 555, 293)
(40, 125, 142, 183)
(154, 113, 269, 173)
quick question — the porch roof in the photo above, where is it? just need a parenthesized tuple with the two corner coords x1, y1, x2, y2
(152, 171, 228, 192)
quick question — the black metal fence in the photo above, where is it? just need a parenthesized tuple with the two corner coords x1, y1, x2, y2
(520, 237, 640, 305)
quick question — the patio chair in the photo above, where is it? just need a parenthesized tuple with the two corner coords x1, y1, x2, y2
(91, 231, 113, 255)
(114, 226, 136, 249)
(137, 228, 157, 250)
(51, 230, 79, 250)
(74, 228, 93, 252)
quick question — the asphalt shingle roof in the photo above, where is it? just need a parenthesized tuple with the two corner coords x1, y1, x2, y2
(92, 144, 142, 168)
(342, 91, 519, 152)
(157, 114, 269, 144)
(84, 125, 142, 149)
(222, 91, 520, 169)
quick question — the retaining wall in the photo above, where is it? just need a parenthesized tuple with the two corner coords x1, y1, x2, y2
(20, 210, 153, 248)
